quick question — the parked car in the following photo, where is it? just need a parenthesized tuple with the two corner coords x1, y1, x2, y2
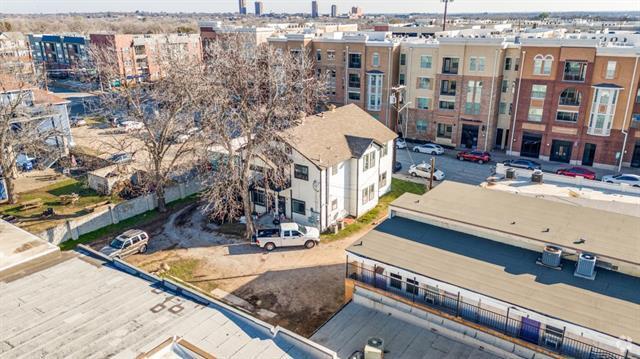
(503, 159, 542, 170)
(253, 222, 320, 251)
(393, 161, 402, 173)
(457, 151, 491, 164)
(109, 152, 133, 164)
(408, 163, 445, 181)
(601, 174, 640, 187)
(412, 143, 444, 155)
(99, 229, 149, 259)
(555, 167, 596, 180)
(119, 121, 144, 132)
(395, 138, 407, 149)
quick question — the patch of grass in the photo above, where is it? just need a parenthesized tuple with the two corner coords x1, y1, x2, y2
(160, 258, 201, 282)
(321, 178, 425, 241)
(59, 194, 199, 251)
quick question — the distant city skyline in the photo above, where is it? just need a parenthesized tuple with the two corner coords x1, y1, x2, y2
(1, 0, 638, 14)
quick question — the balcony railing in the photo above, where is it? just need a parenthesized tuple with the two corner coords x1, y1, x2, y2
(586, 127, 611, 136)
(346, 263, 625, 359)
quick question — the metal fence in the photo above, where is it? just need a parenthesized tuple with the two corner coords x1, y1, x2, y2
(346, 263, 627, 359)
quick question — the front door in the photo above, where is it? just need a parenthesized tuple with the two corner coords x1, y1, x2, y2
(495, 128, 504, 149)
(582, 143, 596, 166)
(278, 196, 286, 215)
(520, 132, 542, 158)
(632, 142, 640, 168)
(461, 124, 479, 149)
(550, 140, 573, 163)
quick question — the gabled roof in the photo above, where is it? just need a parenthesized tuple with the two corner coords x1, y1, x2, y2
(282, 104, 397, 168)
(33, 89, 68, 105)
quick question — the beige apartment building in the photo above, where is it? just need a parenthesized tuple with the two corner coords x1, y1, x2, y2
(269, 32, 400, 130)
(400, 37, 510, 150)
(90, 33, 202, 82)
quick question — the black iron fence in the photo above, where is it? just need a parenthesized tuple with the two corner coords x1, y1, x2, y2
(346, 263, 628, 359)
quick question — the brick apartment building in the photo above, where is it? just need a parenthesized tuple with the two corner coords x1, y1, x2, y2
(269, 31, 400, 130)
(0, 32, 33, 76)
(509, 38, 640, 169)
(28, 34, 89, 78)
(89, 33, 202, 82)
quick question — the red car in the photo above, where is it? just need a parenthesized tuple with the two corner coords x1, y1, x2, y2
(555, 167, 596, 180)
(456, 150, 491, 164)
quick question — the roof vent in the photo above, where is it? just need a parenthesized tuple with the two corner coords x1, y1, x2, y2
(574, 253, 597, 280)
(537, 245, 562, 269)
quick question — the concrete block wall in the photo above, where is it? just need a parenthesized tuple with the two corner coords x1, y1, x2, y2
(37, 179, 202, 245)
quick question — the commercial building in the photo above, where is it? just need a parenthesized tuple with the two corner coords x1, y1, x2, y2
(249, 105, 396, 230)
(89, 33, 202, 82)
(238, 0, 247, 15)
(0, 220, 337, 358)
(509, 37, 640, 170)
(0, 32, 33, 76)
(254, 1, 263, 16)
(350, 6, 363, 19)
(311, 0, 319, 18)
(28, 33, 89, 78)
(269, 31, 401, 130)
(345, 181, 640, 359)
(330, 4, 337, 18)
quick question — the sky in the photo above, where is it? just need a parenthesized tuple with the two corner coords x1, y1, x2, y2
(1, 0, 638, 15)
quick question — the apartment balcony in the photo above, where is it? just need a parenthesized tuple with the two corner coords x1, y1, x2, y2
(586, 127, 611, 136)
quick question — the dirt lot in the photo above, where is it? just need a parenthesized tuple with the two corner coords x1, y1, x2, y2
(122, 204, 357, 337)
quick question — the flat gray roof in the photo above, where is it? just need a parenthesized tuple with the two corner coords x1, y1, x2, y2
(346, 217, 640, 341)
(0, 219, 59, 275)
(391, 181, 640, 265)
(0, 252, 334, 359)
(311, 302, 501, 359)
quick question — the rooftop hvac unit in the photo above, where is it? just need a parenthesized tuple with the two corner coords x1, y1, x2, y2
(574, 253, 597, 280)
(364, 337, 384, 359)
(538, 245, 562, 268)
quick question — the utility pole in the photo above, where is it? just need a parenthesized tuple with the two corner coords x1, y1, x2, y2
(429, 157, 435, 190)
(441, 0, 454, 31)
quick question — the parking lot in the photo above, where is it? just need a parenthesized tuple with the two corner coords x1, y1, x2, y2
(393, 141, 640, 186)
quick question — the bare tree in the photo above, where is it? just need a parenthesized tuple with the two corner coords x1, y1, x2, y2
(87, 41, 203, 212)
(0, 74, 64, 204)
(196, 36, 327, 238)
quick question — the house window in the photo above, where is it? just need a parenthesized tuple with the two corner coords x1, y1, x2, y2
(292, 199, 305, 215)
(465, 80, 482, 115)
(327, 70, 337, 95)
(367, 73, 383, 111)
(504, 57, 512, 71)
(294, 164, 309, 180)
(400, 53, 406, 66)
(316, 49, 322, 61)
(418, 77, 431, 89)
(556, 111, 578, 122)
(416, 97, 430, 110)
(389, 273, 402, 289)
(348, 91, 361, 100)
(420, 55, 432, 69)
(348, 73, 360, 88)
(379, 171, 387, 188)
(327, 50, 335, 60)
(251, 189, 265, 206)
(515, 58, 520, 71)
(605, 61, 616, 79)
(559, 88, 581, 106)
(499, 102, 507, 115)
(372, 53, 380, 67)
(399, 73, 405, 85)
(331, 199, 338, 211)
(442, 57, 459, 74)
(533, 54, 553, 75)
(361, 183, 375, 205)
(406, 278, 419, 295)
(531, 84, 547, 99)
(363, 151, 376, 171)
(501, 80, 508, 93)
(381, 143, 389, 157)
(563, 61, 587, 82)
(348, 53, 361, 68)
(416, 119, 428, 133)
(440, 80, 457, 96)
(528, 107, 543, 122)
(437, 123, 452, 139)
(439, 100, 455, 110)
(469, 57, 485, 72)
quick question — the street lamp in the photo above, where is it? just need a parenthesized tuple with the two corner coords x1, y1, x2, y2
(441, 0, 454, 31)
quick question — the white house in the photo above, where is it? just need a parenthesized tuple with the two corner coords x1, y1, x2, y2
(250, 104, 397, 231)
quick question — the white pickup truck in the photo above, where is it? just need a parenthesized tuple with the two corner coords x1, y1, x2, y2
(253, 223, 320, 251)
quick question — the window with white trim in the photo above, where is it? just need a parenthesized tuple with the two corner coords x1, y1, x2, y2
(420, 55, 432, 69)
(531, 84, 547, 99)
(418, 77, 431, 89)
(367, 73, 383, 111)
(588, 88, 619, 135)
(605, 61, 616, 79)
(533, 54, 553, 75)
(416, 97, 430, 110)
(363, 151, 376, 171)
(361, 183, 375, 205)
(528, 107, 543, 122)
(464, 80, 482, 115)
(372, 53, 380, 67)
